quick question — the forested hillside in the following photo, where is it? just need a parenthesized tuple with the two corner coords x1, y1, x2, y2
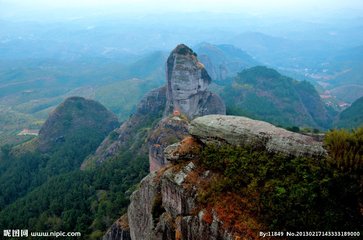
(222, 66, 335, 129)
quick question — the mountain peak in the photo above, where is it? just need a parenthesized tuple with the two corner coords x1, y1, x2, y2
(38, 97, 119, 152)
(172, 43, 196, 56)
(164, 44, 225, 119)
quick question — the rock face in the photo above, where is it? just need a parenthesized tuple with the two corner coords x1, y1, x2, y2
(118, 114, 332, 240)
(127, 172, 159, 240)
(91, 44, 226, 169)
(148, 44, 226, 172)
(103, 215, 131, 240)
(189, 115, 327, 158)
(164, 44, 225, 119)
(148, 116, 189, 172)
(127, 162, 233, 240)
(84, 86, 166, 166)
(38, 96, 119, 152)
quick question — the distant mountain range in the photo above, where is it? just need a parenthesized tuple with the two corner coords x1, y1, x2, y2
(194, 42, 259, 81)
(1, 40, 362, 147)
(224, 32, 363, 105)
(323, 45, 363, 103)
(0, 44, 361, 239)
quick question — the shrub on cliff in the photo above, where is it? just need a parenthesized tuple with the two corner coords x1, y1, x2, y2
(324, 127, 363, 172)
(198, 143, 362, 231)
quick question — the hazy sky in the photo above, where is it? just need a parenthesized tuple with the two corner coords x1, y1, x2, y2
(1, 0, 363, 21)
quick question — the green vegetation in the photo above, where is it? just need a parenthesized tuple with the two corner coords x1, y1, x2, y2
(0, 123, 150, 239)
(324, 127, 363, 172)
(198, 135, 362, 231)
(0, 122, 114, 211)
(335, 96, 363, 129)
(0, 105, 42, 145)
(95, 78, 160, 121)
(0, 150, 148, 239)
(222, 66, 334, 129)
(0, 95, 162, 238)
(0, 53, 166, 146)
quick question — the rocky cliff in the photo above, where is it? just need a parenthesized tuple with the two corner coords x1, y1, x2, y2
(148, 44, 226, 172)
(120, 115, 327, 240)
(148, 116, 189, 172)
(103, 215, 131, 240)
(89, 44, 225, 168)
(188, 115, 326, 158)
(127, 161, 234, 240)
(164, 44, 225, 119)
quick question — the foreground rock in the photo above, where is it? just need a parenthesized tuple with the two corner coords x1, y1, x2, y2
(189, 115, 327, 158)
(164, 44, 225, 119)
(148, 116, 189, 172)
(115, 114, 332, 240)
(127, 163, 233, 240)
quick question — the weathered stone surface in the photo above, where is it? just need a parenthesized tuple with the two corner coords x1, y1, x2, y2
(128, 172, 160, 240)
(148, 44, 225, 172)
(151, 212, 176, 240)
(103, 214, 131, 240)
(189, 115, 327, 158)
(161, 162, 196, 218)
(164, 44, 226, 119)
(181, 211, 233, 240)
(127, 160, 235, 240)
(148, 116, 189, 172)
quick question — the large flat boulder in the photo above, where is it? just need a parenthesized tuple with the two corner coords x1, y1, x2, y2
(189, 115, 327, 158)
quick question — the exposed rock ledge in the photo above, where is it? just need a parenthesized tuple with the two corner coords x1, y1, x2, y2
(107, 115, 328, 240)
(188, 115, 326, 158)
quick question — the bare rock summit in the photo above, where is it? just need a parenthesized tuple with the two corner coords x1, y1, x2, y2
(164, 44, 225, 119)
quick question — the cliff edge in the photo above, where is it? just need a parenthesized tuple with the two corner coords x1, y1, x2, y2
(110, 115, 329, 240)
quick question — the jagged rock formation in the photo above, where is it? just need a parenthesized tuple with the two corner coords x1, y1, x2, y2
(83, 87, 166, 167)
(38, 96, 119, 152)
(164, 44, 225, 119)
(127, 162, 233, 240)
(123, 114, 330, 240)
(103, 215, 131, 240)
(91, 44, 225, 168)
(189, 115, 327, 158)
(147, 44, 226, 172)
(148, 116, 189, 172)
